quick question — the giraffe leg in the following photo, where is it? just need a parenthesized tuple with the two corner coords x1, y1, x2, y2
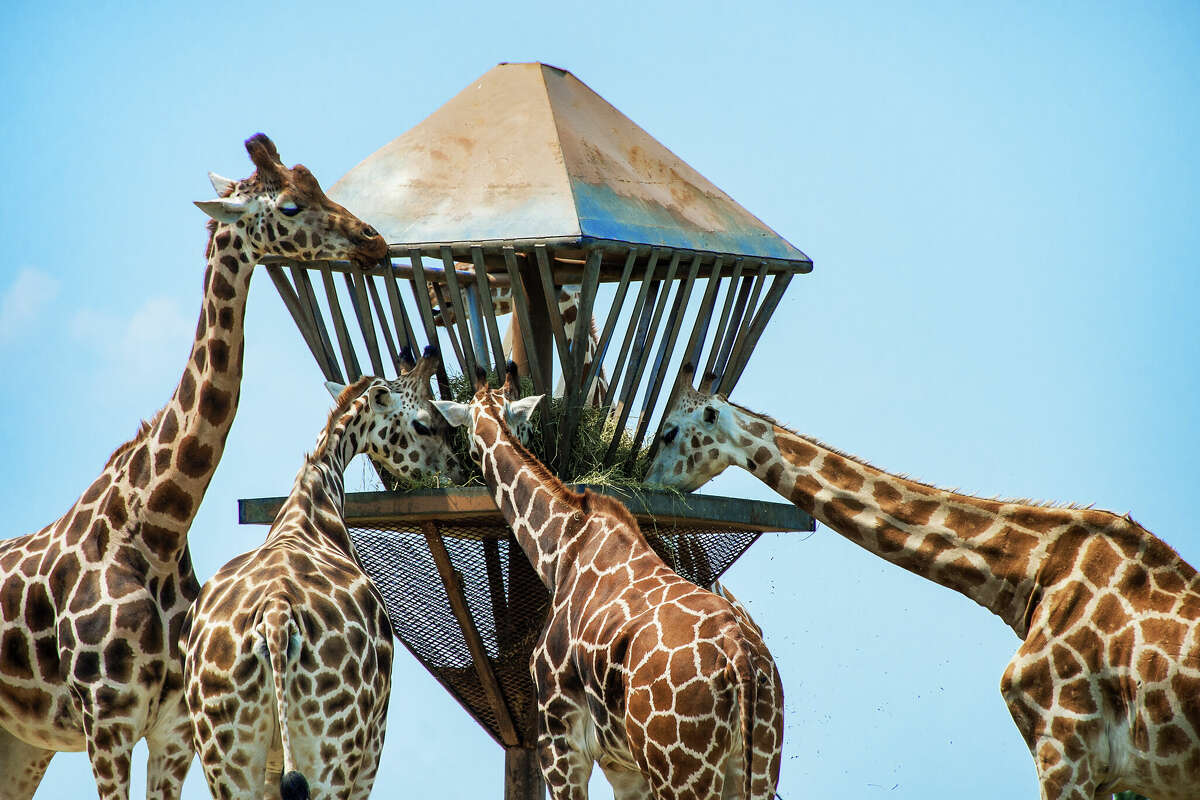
(144, 707, 195, 800)
(597, 761, 652, 800)
(83, 724, 135, 800)
(0, 726, 56, 800)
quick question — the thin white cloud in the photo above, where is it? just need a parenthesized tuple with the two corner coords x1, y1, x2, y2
(0, 267, 61, 344)
(70, 296, 193, 384)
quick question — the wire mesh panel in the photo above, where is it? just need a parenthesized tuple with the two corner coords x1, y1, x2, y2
(349, 518, 763, 747)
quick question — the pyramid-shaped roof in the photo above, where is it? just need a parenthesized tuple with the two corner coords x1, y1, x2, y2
(331, 63, 810, 264)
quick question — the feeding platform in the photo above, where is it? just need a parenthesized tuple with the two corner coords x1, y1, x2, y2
(243, 62, 814, 798)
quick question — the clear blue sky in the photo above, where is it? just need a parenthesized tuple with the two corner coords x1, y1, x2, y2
(2, 1, 1197, 797)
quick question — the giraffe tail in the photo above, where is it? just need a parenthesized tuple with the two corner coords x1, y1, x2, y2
(261, 596, 310, 800)
(723, 623, 759, 800)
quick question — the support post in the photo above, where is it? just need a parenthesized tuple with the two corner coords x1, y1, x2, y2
(505, 746, 546, 800)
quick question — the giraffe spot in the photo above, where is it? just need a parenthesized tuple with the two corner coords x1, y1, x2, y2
(215, 231, 231, 249)
(1021, 657, 1054, 709)
(1, 630, 34, 679)
(1058, 678, 1097, 714)
(873, 521, 907, 555)
(73, 650, 101, 682)
(777, 435, 819, 466)
(103, 638, 134, 683)
(1045, 583, 1090, 636)
(214, 265, 237, 297)
(148, 481, 193, 523)
(1156, 723, 1192, 757)
(294, 230, 307, 247)
(1153, 568, 1187, 594)
(128, 445, 151, 487)
(194, 309, 207, 339)
(192, 344, 207, 372)
(80, 475, 107, 505)
(199, 384, 232, 425)
(944, 506, 992, 539)
(218, 306, 234, 330)
(209, 338, 230, 372)
(24, 583, 54, 632)
(33, 635, 58, 679)
(75, 605, 111, 646)
(1050, 644, 1083, 680)
(178, 370, 196, 411)
(1080, 538, 1121, 587)
(787, 474, 820, 514)
(177, 436, 214, 479)
(140, 523, 178, 561)
(1137, 649, 1171, 684)
(818, 454, 865, 492)
(154, 447, 172, 474)
(103, 489, 128, 530)
(83, 519, 110, 562)
(1107, 626, 1136, 667)
(48, 557, 81, 604)
(1009, 507, 1075, 533)
(158, 410, 179, 445)
(1139, 617, 1188, 652)
(1170, 674, 1200, 742)
(203, 629, 236, 671)
(1093, 593, 1129, 635)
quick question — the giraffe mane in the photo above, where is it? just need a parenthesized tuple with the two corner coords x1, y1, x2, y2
(480, 401, 586, 511)
(722, 397, 1129, 517)
(102, 408, 166, 468)
(310, 375, 375, 462)
(579, 489, 641, 533)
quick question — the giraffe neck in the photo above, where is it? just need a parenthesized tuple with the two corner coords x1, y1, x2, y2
(744, 416, 1078, 636)
(474, 411, 580, 589)
(123, 224, 256, 562)
(267, 400, 368, 555)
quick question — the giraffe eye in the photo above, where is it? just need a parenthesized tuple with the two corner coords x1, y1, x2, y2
(662, 427, 678, 445)
(279, 201, 301, 217)
(412, 420, 433, 436)
(703, 407, 718, 424)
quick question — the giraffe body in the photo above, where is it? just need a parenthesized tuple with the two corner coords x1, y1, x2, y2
(0, 134, 385, 800)
(184, 356, 456, 800)
(645, 367, 1200, 800)
(434, 374, 783, 800)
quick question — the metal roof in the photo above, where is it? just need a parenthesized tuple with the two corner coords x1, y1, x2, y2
(330, 62, 810, 265)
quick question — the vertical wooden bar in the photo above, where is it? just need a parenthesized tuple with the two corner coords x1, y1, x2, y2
(471, 246, 507, 378)
(626, 253, 703, 463)
(502, 247, 553, 453)
(421, 522, 520, 748)
(718, 261, 769, 388)
(407, 250, 451, 398)
(504, 747, 546, 800)
(265, 265, 335, 380)
(381, 258, 416, 355)
(557, 248, 603, 473)
(532, 245, 572, 372)
(579, 247, 637, 407)
(603, 250, 660, 418)
(365, 274, 403, 375)
(320, 265, 363, 380)
(712, 267, 757, 380)
(702, 258, 746, 379)
(287, 263, 344, 383)
(719, 271, 794, 395)
(602, 251, 682, 465)
(346, 265, 386, 377)
(431, 283, 469, 378)
(440, 247, 478, 380)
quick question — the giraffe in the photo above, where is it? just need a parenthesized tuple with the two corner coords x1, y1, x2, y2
(183, 352, 457, 800)
(431, 281, 609, 404)
(645, 364, 1200, 800)
(432, 370, 784, 800)
(0, 133, 387, 800)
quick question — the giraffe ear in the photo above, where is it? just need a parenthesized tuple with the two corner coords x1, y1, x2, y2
(324, 381, 345, 399)
(208, 172, 237, 196)
(506, 395, 542, 427)
(432, 400, 472, 429)
(195, 197, 250, 223)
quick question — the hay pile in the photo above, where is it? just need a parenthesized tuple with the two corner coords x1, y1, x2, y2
(366, 370, 655, 492)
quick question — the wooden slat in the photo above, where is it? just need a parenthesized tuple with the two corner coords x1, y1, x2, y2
(533, 245, 572, 372)
(719, 271, 794, 395)
(421, 521, 520, 748)
(603, 250, 660, 418)
(626, 253, 703, 464)
(440, 247, 478, 379)
(320, 265, 363, 380)
(407, 251, 451, 398)
(702, 258, 746, 380)
(346, 265, 386, 377)
(365, 272, 403, 375)
(471, 246, 507, 378)
(289, 264, 344, 383)
(718, 261, 769, 389)
(265, 265, 333, 379)
(602, 251, 682, 465)
(381, 258, 416, 356)
(580, 247, 637, 406)
(557, 248, 604, 472)
(711, 267, 756, 382)
(431, 283, 469, 377)
(502, 247, 553, 454)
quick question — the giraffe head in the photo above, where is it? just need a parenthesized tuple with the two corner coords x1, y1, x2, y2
(195, 133, 387, 265)
(325, 346, 465, 482)
(430, 363, 542, 463)
(645, 364, 771, 491)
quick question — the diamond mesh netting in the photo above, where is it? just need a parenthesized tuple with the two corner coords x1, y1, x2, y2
(350, 520, 761, 745)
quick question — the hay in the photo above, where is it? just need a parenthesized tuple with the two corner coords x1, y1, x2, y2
(368, 369, 660, 492)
